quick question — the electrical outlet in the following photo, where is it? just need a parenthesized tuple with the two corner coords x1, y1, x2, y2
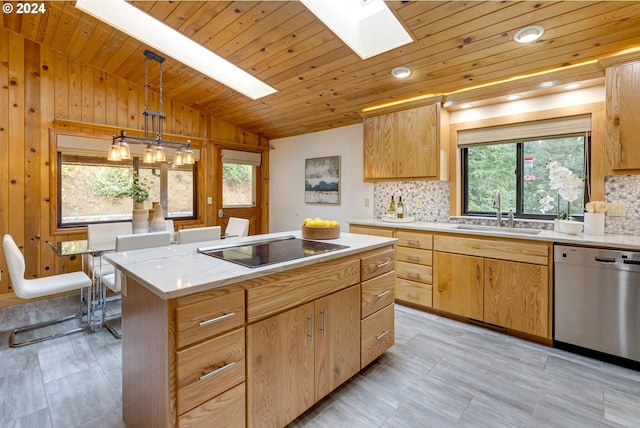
(608, 203, 627, 217)
(364, 198, 370, 207)
(415, 199, 424, 209)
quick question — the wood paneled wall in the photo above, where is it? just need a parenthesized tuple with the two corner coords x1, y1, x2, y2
(0, 29, 268, 307)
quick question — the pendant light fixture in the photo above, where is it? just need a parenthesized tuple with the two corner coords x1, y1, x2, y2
(108, 50, 194, 165)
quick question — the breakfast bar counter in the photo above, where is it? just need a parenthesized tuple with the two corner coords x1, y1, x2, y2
(105, 231, 397, 428)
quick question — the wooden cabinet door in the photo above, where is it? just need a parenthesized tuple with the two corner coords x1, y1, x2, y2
(607, 61, 640, 170)
(315, 285, 361, 400)
(363, 113, 397, 179)
(247, 302, 315, 428)
(433, 252, 483, 320)
(483, 259, 549, 337)
(396, 104, 438, 178)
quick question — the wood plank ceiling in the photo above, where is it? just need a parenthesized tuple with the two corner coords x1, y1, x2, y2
(3, 1, 640, 140)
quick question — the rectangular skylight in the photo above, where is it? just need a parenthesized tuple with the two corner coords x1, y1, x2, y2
(300, 0, 413, 59)
(75, 0, 276, 100)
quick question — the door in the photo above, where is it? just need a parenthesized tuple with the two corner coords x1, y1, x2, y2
(433, 252, 483, 320)
(217, 148, 264, 236)
(247, 302, 315, 428)
(483, 259, 548, 337)
(314, 285, 360, 400)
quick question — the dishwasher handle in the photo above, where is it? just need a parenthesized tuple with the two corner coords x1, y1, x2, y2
(594, 256, 616, 264)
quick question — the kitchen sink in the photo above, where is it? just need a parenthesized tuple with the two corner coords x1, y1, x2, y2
(451, 224, 542, 235)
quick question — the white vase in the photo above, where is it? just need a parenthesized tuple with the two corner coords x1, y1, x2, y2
(149, 202, 166, 232)
(553, 219, 564, 232)
(132, 201, 149, 234)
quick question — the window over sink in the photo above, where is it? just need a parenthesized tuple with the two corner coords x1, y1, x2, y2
(460, 115, 590, 219)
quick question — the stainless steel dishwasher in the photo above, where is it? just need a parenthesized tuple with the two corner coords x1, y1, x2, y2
(554, 245, 640, 365)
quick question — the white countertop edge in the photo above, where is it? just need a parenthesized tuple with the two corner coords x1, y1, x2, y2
(348, 219, 640, 250)
(104, 231, 398, 300)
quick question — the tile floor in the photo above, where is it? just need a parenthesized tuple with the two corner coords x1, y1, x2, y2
(1, 296, 639, 427)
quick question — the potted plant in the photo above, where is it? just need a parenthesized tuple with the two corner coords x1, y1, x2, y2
(539, 161, 583, 231)
(129, 173, 150, 208)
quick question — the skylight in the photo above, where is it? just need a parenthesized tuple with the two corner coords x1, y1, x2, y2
(300, 0, 413, 59)
(75, 0, 276, 100)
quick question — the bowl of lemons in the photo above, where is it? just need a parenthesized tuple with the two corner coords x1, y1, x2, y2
(302, 217, 340, 239)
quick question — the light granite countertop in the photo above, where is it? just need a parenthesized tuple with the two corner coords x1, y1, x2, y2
(103, 230, 397, 300)
(348, 219, 640, 251)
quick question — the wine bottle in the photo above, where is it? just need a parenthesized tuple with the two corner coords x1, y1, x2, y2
(388, 196, 396, 217)
(397, 196, 404, 219)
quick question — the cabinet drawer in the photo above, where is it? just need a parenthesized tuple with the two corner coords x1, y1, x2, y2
(396, 261, 432, 284)
(396, 278, 432, 308)
(396, 246, 432, 266)
(176, 288, 245, 348)
(361, 304, 394, 368)
(396, 230, 432, 250)
(361, 248, 395, 282)
(349, 225, 394, 237)
(361, 271, 395, 319)
(178, 382, 245, 428)
(176, 328, 245, 415)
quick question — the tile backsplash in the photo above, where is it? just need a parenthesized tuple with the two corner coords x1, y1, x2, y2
(374, 181, 450, 222)
(605, 175, 640, 235)
(373, 176, 640, 236)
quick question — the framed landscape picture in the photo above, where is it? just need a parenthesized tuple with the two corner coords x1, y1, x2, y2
(305, 156, 340, 204)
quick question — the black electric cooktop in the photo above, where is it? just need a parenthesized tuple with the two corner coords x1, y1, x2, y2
(197, 235, 349, 268)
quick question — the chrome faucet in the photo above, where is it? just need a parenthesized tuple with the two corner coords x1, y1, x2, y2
(493, 190, 502, 227)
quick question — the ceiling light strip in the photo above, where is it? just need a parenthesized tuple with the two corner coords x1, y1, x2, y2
(75, 0, 276, 100)
(362, 59, 599, 113)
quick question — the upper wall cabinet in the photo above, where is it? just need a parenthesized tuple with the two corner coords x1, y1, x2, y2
(363, 103, 448, 181)
(606, 61, 640, 171)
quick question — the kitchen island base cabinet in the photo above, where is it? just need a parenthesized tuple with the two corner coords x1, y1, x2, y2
(178, 383, 245, 428)
(247, 285, 361, 428)
(361, 303, 395, 368)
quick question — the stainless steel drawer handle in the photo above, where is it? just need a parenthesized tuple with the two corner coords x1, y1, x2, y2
(199, 361, 236, 381)
(199, 312, 235, 327)
(407, 272, 420, 278)
(376, 331, 390, 341)
(408, 255, 420, 261)
(407, 239, 420, 246)
(406, 291, 419, 298)
(376, 261, 390, 268)
(376, 290, 391, 299)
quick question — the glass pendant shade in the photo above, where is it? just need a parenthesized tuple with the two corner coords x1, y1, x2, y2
(143, 146, 155, 164)
(174, 148, 184, 166)
(154, 145, 167, 162)
(118, 141, 131, 160)
(107, 143, 121, 161)
(184, 147, 195, 165)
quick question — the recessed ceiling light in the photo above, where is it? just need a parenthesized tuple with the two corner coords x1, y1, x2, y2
(75, 0, 276, 100)
(513, 25, 545, 44)
(564, 83, 582, 90)
(507, 95, 521, 101)
(301, 0, 413, 59)
(460, 103, 473, 109)
(391, 66, 412, 79)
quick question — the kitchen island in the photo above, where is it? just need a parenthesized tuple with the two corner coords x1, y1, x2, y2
(104, 231, 397, 428)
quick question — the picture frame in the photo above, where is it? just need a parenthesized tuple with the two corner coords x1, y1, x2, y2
(305, 156, 340, 204)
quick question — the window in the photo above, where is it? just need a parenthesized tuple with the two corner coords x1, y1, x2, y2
(221, 150, 261, 208)
(58, 153, 196, 227)
(459, 118, 590, 218)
